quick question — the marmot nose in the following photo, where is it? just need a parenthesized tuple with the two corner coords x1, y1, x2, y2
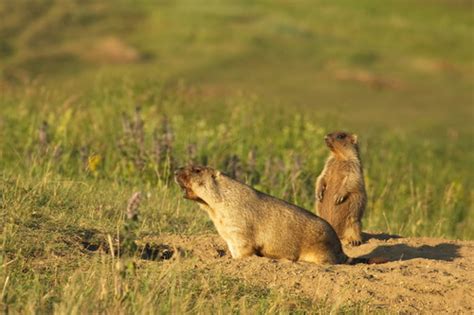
(324, 135, 329, 141)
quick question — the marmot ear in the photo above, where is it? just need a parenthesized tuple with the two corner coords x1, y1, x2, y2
(351, 134, 358, 144)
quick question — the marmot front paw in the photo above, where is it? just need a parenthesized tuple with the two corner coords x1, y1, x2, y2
(316, 188, 325, 201)
(334, 193, 347, 205)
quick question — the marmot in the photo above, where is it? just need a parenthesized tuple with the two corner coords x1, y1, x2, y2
(175, 165, 380, 265)
(315, 131, 367, 246)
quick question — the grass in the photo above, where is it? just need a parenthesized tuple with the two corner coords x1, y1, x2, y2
(0, 0, 473, 313)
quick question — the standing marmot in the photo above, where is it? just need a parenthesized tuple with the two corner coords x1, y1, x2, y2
(175, 165, 380, 264)
(315, 131, 367, 246)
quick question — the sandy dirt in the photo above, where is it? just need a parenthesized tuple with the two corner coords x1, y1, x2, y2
(143, 232, 474, 313)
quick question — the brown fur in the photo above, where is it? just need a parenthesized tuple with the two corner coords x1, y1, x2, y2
(175, 165, 378, 265)
(315, 131, 367, 246)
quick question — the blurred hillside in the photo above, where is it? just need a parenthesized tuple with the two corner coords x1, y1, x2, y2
(1, 0, 473, 132)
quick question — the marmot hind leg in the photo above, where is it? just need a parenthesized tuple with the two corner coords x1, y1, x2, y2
(299, 247, 342, 265)
(299, 252, 334, 265)
(342, 221, 363, 246)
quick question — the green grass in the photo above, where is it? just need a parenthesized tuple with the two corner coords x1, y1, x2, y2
(0, 0, 473, 313)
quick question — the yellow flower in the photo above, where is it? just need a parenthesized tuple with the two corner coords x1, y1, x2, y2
(87, 154, 102, 174)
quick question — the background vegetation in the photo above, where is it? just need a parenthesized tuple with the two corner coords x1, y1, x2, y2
(1, 0, 472, 313)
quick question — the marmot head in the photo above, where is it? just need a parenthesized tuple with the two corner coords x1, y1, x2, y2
(175, 165, 222, 206)
(324, 131, 359, 159)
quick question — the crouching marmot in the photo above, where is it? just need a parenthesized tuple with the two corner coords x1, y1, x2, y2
(175, 165, 381, 265)
(315, 131, 367, 246)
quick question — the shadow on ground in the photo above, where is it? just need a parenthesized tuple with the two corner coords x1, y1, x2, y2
(363, 232, 402, 241)
(76, 228, 176, 261)
(364, 243, 461, 262)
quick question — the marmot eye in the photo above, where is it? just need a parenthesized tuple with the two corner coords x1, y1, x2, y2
(336, 134, 346, 140)
(194, 168, 202, 174)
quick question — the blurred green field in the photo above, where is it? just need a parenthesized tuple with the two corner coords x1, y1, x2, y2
(1, 0, 473, 313)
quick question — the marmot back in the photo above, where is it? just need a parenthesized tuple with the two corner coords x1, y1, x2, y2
(315, 131, 367, 246)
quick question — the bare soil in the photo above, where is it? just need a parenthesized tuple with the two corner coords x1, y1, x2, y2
(143, 232, 474, 313)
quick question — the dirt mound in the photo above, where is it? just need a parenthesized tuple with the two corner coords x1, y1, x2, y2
(82, 36, 141, 64)
(144, 233, 474, 313)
